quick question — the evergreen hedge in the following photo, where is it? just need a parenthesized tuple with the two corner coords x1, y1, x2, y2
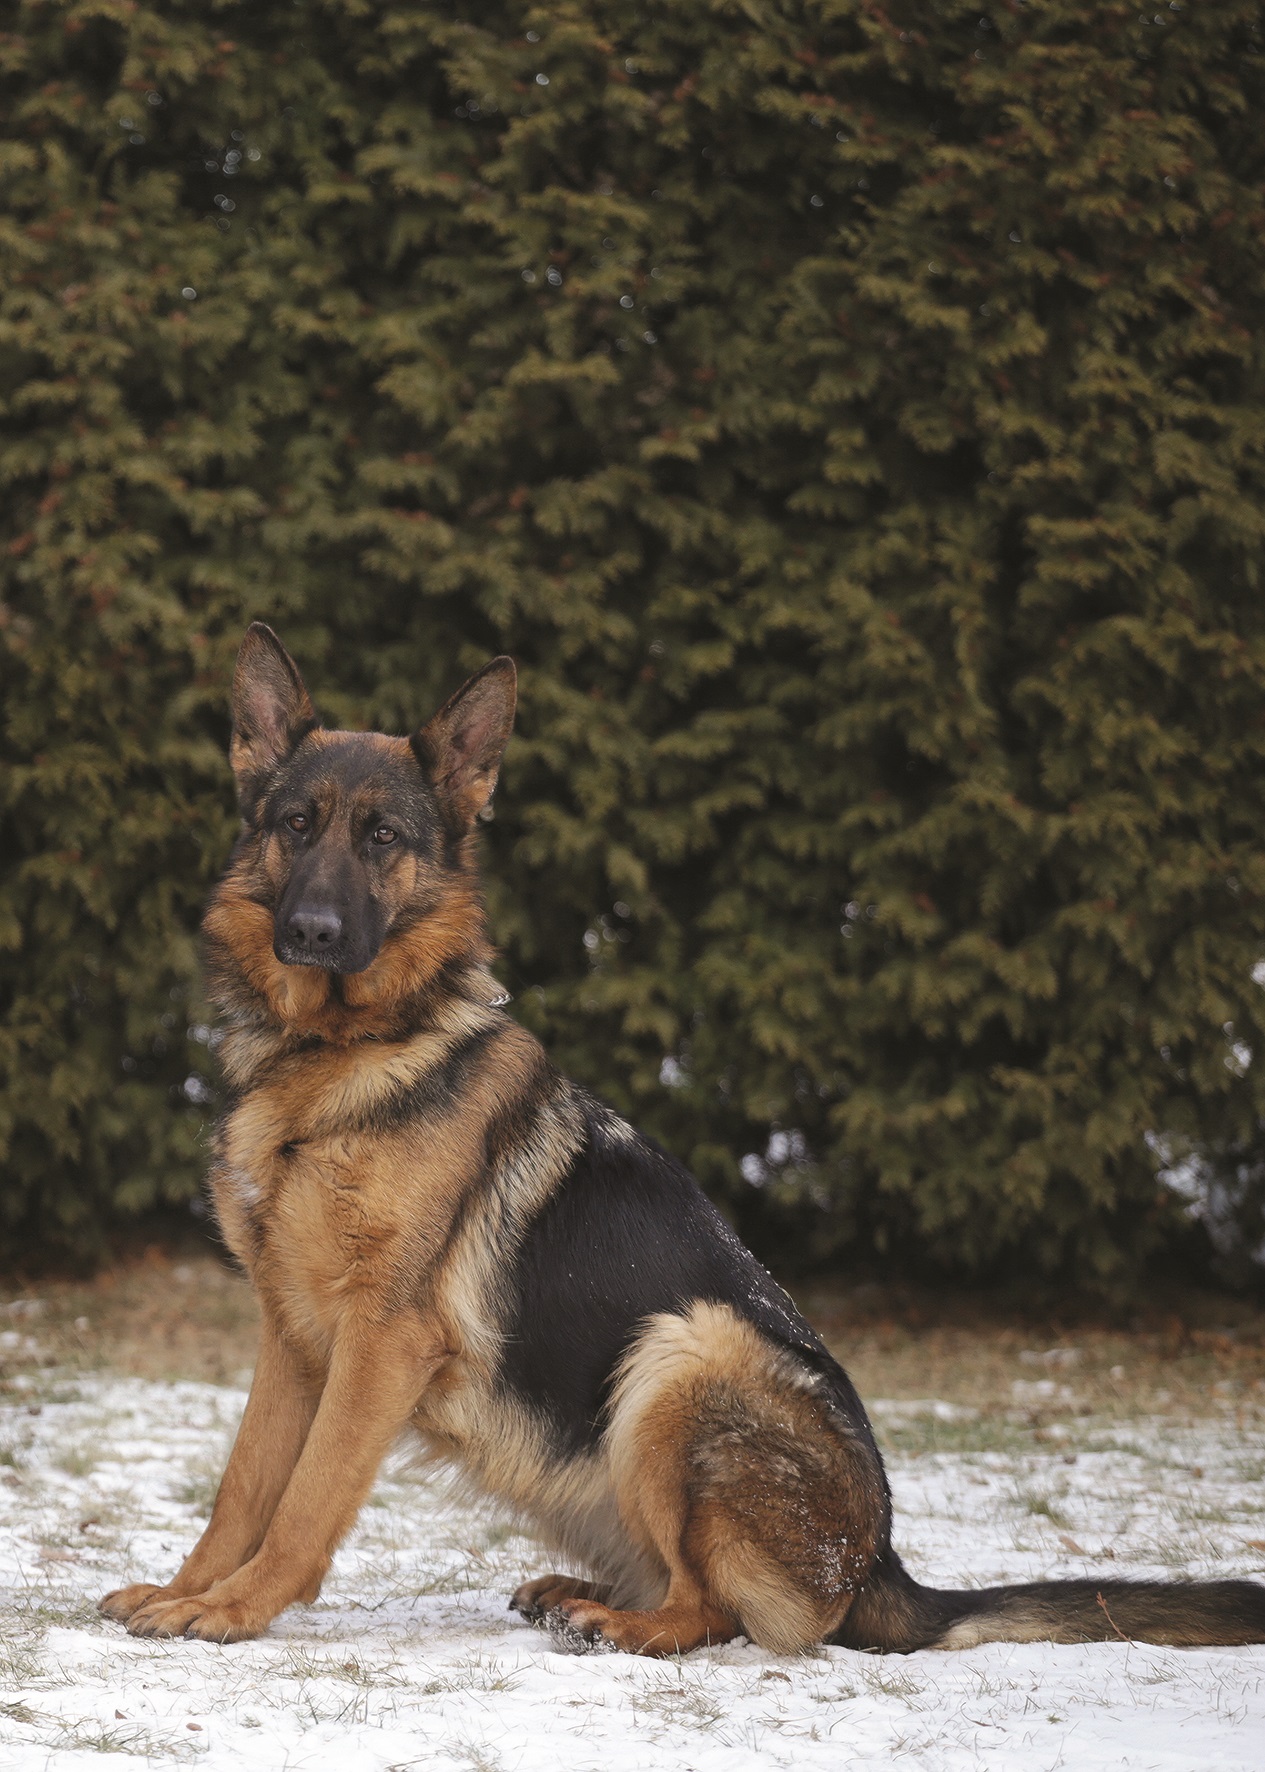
(4, 0, 1265, 1281)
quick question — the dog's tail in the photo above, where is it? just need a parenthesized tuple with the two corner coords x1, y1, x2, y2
(832, 1546, 1265, 1652)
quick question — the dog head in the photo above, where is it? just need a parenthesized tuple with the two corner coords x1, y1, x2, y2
(206, 624, 515, 1026)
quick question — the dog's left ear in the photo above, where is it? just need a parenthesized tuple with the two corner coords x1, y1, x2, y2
(412, 657, 517, 831)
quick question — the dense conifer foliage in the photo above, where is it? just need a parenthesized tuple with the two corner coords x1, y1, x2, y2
(4, 1, 1265, 1277)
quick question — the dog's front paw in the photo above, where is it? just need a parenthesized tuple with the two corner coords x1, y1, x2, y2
(125, 1592, 264, 1644)
(99, 1583, 169, 1624)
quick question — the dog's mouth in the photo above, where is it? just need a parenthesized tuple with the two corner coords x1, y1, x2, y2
(272, 918, 380, 976)
(273, 942, 370, 976)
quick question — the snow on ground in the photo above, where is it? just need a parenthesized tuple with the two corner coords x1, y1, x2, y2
(1, 1367, 1262, 1771)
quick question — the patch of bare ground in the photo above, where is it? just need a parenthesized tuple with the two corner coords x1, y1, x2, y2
(799, 1279, 1265, 1458)
(3, 1250, 1262, 1439)
(1, 1246, 258, 1389)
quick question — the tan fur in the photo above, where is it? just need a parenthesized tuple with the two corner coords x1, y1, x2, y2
(115, 1312, 447, 1642)
(934, 1616, 1049, 1650)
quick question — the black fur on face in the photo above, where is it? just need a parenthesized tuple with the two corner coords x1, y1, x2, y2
(228, 624, 517, 978)
(262, 733, 446, 975)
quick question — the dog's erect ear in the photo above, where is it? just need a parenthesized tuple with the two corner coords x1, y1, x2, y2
(230, 623, 318, 803)
(412, 657, 517, 831)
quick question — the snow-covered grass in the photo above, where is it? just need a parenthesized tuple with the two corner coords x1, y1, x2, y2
(2, 1283, 1263, 1771)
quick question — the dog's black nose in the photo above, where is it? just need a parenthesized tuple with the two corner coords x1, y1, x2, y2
(286, 905, 343, 950)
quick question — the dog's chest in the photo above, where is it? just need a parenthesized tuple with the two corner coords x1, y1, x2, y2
(212, 1073, 479, 1365)
(214, 1109, 413, 1345)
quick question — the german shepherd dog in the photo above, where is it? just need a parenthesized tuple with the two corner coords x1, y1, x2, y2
(100, 625, 1265, 1654)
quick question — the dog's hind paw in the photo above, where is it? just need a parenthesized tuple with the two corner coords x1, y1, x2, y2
(509, 1574, 606, 1626)
(544, 1603, 620, 1655)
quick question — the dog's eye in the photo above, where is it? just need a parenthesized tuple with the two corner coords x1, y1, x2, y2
(285, 813, 309, 834)
(373, 825, 397, 846)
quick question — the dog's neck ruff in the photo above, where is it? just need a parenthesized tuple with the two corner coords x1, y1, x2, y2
(203, 864, 498, 1058)
(211, 962, 510, 1100)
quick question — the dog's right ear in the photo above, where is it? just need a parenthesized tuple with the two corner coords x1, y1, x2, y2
(230, 623, 318, 805)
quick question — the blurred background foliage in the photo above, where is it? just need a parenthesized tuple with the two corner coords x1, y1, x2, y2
(3, 0, 1265, 1284)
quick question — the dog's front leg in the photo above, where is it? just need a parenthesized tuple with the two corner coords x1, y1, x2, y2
(100, 1310, 320, 1624)
(124, 1316, 443, 1642)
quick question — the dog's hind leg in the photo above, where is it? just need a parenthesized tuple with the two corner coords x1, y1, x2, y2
(547, 1303, 885, 1657)
(541, 1387, 735, 1656)
(100, 1311, 320, 1623)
